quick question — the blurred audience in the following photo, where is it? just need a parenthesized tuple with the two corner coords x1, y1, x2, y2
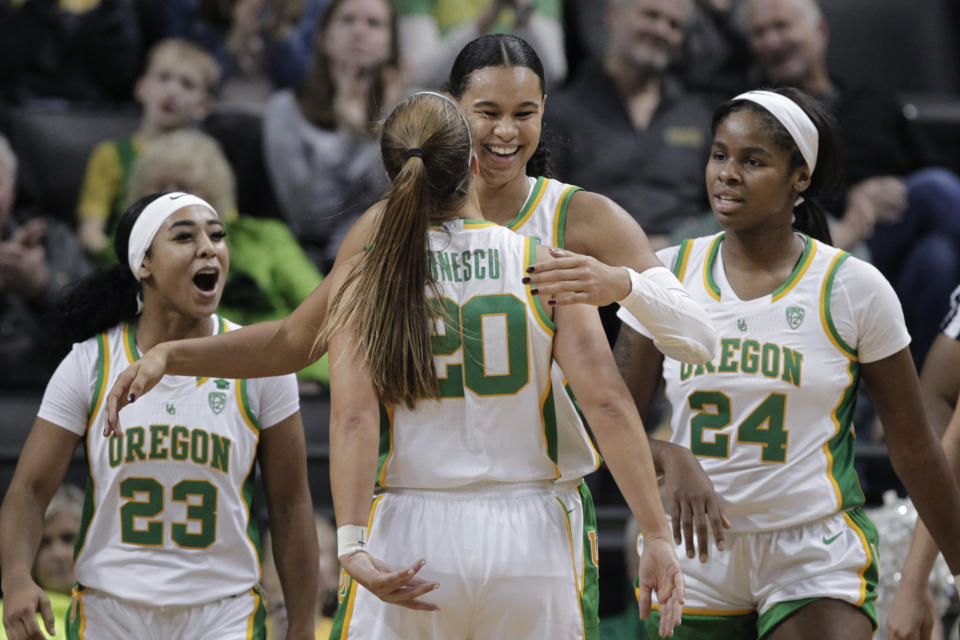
(743, 0, 960, 363)
(0, 134, 91, 390)
(126, 129, 329, 389)
(263, 0, 403, 271)
(261, 513, 340, 639)
(678, 0, 752, 99)
(0, 0, 142, 105)
(546, 0, 712, 246)
(397, 0, 567, 89)
(0, 483, 84, 640)
(147, 0, 330, 113)
(75, 38, 220, 263)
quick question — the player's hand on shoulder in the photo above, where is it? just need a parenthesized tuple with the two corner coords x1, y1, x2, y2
(340, 552, 440, 611)
(885, 579, 935, 640)
(636, 536, 685, 637)
(524, 247, 631, 307)
(1, 576, 56, 640)
(661, 445, 730, 563)
(105, 345, 169, 436)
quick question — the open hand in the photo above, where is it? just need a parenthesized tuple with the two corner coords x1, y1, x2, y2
(636, 537, 685, 637)
(340, 552, 440, 611)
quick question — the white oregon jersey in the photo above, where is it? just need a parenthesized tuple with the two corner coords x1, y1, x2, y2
(636, 233, 908, 532)
(37, 316, 299, 606)
(376, 219, 591, 488)
(504, 176, 600, 481)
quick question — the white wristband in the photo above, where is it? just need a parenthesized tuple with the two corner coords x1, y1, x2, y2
(337, 525, 368, 559)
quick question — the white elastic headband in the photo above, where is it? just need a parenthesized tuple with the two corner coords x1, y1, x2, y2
(733, 90, 819, 175)
(127, 192, 218, 281)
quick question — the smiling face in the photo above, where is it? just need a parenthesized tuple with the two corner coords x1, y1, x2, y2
(321, 0, 393, 70)
(706, 107, 810, 233)
(33, 510, 80, 595)
(458, 65, 545, 190)
(138, 205, 229, 318)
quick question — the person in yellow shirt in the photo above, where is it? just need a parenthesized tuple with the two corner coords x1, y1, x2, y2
(76, 38, 219, 263)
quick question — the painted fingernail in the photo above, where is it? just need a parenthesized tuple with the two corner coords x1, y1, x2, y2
(530, 288, 540, 295)
(521, 277, 531, 284)
(547, 299, 556, 305)
(128, 393, 136, 403)
(526, 266, 535, 273)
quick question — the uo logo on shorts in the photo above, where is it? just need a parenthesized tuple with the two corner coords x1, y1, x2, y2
(209, 391, 227, 414)
(786, 305, 805, 329)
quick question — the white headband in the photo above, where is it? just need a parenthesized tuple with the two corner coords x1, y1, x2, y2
(127, 192, 218, 281)
(733, 90, 819, 175)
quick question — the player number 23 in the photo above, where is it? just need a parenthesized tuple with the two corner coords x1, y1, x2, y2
(119, 477, 218, 549)
(688, 391, 789, 463)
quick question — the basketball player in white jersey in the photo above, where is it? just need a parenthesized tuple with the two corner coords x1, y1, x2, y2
(0, 193, 318, 640)
(526, 87, 960, 639)
(320, 91, 682, 639)
(101, 35, 719, 436)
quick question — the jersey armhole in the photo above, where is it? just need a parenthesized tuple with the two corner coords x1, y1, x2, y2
(526, 237, 555, 334)
(819, 252, 859, 360)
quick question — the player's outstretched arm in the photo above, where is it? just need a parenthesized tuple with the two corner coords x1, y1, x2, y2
(553, 300, 683, 637)
(0, 420, 81, 640)
(526, 192, 719, 364)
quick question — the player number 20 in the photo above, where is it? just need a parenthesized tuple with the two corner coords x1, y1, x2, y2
(119, 477, 218, 549)
(428, 294, 529, 398)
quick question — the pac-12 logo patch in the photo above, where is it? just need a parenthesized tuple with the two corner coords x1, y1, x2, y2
(209, 391, 227, 414)
(786, 305, 805, 329)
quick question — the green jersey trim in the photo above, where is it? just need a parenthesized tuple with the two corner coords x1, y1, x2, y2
(242, 454, 263, 574)
(87, 332, 109, 427)
(237, 379, 263, 433)
(507, 176, 548, 230)
(820, 252, 858, 360)
(525, 236, 555, 333)
(825, 360, 865, 511)
(553, 185, 581, 249)
(73, 432, 97, 563)
(673, 239, 694, 280)
(540, 379, 560, 476)
(376, 404, 394, 489)
(771, 234, 816, 301)
(703, 234, 724, 301)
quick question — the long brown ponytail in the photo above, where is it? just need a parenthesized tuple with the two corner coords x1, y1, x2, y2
(322, 92, 473, 407)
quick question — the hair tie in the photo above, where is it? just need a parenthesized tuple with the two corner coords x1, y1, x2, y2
(406, 148, 424, 159)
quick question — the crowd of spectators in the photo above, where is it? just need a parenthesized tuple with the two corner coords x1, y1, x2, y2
(0, 0, 955, 411)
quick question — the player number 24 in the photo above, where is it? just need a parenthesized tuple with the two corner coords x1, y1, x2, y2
(688, 391, 788, 463)
(120, 477, 217, 549)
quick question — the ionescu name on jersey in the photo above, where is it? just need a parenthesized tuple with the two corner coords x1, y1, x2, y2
(680, 338, 804, 387)
(429, 249, 501, 283)
(108, 425, 232, 473)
